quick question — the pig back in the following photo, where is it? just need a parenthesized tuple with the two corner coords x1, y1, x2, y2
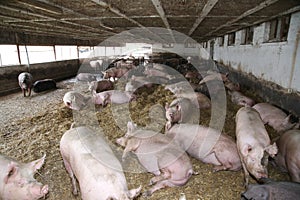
(235, 107, 271, 145)
(60, 127, 129, 200)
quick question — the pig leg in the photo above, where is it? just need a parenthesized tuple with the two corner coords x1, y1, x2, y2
(241, 160, 250, 187)
(28, 88, 31, 96)
(144, 180, 175, 196)
(103, 93, 111, 106)
(287, 162, 300, 182)
(23, 89, 26, 97)
(149, 169, 171, 185)
(61, 155, 78, 195)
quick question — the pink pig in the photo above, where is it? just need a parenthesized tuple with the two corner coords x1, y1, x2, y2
(229, 91, 255, 107)
(60, 126, 141, 200)
(116, 122, 194, 196)
(274, 129, 300, 182)
(165, 97, 199, 130)
(165, 123, 241, 172)
(235, 107, 278, 186)
(0, 154, 48, 200)
(92, 90, 135, 107)
(252, 103, 299, 133)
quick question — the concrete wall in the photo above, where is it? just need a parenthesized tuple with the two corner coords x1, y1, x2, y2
(0, 59, 80, 96)
(212, 11, 300, 92)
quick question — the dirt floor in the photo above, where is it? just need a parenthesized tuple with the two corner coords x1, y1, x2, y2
(0, 76, 290, 200)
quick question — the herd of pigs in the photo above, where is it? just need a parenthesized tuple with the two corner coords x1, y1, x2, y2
(5, 56, 299, 200)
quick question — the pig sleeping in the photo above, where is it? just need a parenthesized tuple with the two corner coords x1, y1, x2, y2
(165, 97, 199, 130)
(32, 79, 57, 93)
(93, 90, 135, 107)
(116, 122, 194, 196)
(0, 154, 48, 200)
(274, 129, 300, 182)
(63, 91, 91, 111)
(165, 123, 241, 172)
(235, 107, 278, 186)
(60, 126, 141, 200)
(241, 179, 300, 200)
(76, 73, 97, 82)
(253, 103, 299, 133)
(229, 91, 255, 107)
(102, 67, 130, 81)
(88, 80, 114, 93)
(18, 72, 33, 97)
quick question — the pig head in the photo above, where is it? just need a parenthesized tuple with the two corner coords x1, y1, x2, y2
(0, 154, 48, 200)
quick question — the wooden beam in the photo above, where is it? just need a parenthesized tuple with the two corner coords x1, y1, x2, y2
(90, 0, 168, 44)
(151, 0, 176, 43)
(188, 0, 218, 36)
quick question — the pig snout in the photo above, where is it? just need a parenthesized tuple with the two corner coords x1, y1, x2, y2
(116, 137, 127, 147)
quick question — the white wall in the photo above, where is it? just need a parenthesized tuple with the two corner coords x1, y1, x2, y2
(213, 11, 300, 92)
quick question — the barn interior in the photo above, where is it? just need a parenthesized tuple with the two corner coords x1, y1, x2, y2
(0, 0, 300, 199)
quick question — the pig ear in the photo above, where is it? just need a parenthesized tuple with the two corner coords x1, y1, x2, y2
(264, 143, 278, 158)
(283, 114, 291, 124)
(29, 154, 46, 172)
(4, 162, 17, 184)
(101, 71, 105, 75)
(242, 144, 252, 156)
(165, 103, 169, 110)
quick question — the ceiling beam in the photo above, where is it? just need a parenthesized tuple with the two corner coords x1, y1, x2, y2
(188, 0, 218, 36)
(0, 3, 112, 37)
(91, 0, 169, 44)
(151, 0, 176, 43)
(33, 0, 116, 32)
(206, 0, 280, 36)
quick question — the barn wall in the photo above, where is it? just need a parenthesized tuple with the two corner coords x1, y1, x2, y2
(0, 59, 80, 96)
(212, 11, 300, 92)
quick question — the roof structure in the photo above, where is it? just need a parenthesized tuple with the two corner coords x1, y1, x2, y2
(0, 0, 299, 46)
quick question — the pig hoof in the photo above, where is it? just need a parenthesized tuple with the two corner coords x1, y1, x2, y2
(142, 190, 152, 197)
(149, 180, 154, 186)
(72, 189, 78, 196)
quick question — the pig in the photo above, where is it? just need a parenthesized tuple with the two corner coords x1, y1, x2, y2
(63, 91, 91, 110)
(274, 129, 300, 182)
(18, 72, 33, 97)
(165, 123, 241, 172)
(235, 107, 278, 186)
(102, 67, 130, 81)
(252, 103, 299, 133)
(241, 179, 300, 200)
(0, 154, 48, 200)
(113, 60, 135, 69)
(93, 90, 135, 107)
(199, 72, 228, 85)
(90, 59, 103, 71)
(195, 92, 211, 109)
(76, 73, 97, 82)
(124, 76, 156, 92)
(116, 122, 194, 196)
(60, 126, 141, 200)
(229, 91, 255, 107)
(88, 80, 114, 93)
(32, 79, 57, 93)
(184, 71, 203, 81)
(164, 81, 192, 94)
(165, 97, 199, 130)
(225, 80, 240, 91)
(143, 65, 176, 80)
